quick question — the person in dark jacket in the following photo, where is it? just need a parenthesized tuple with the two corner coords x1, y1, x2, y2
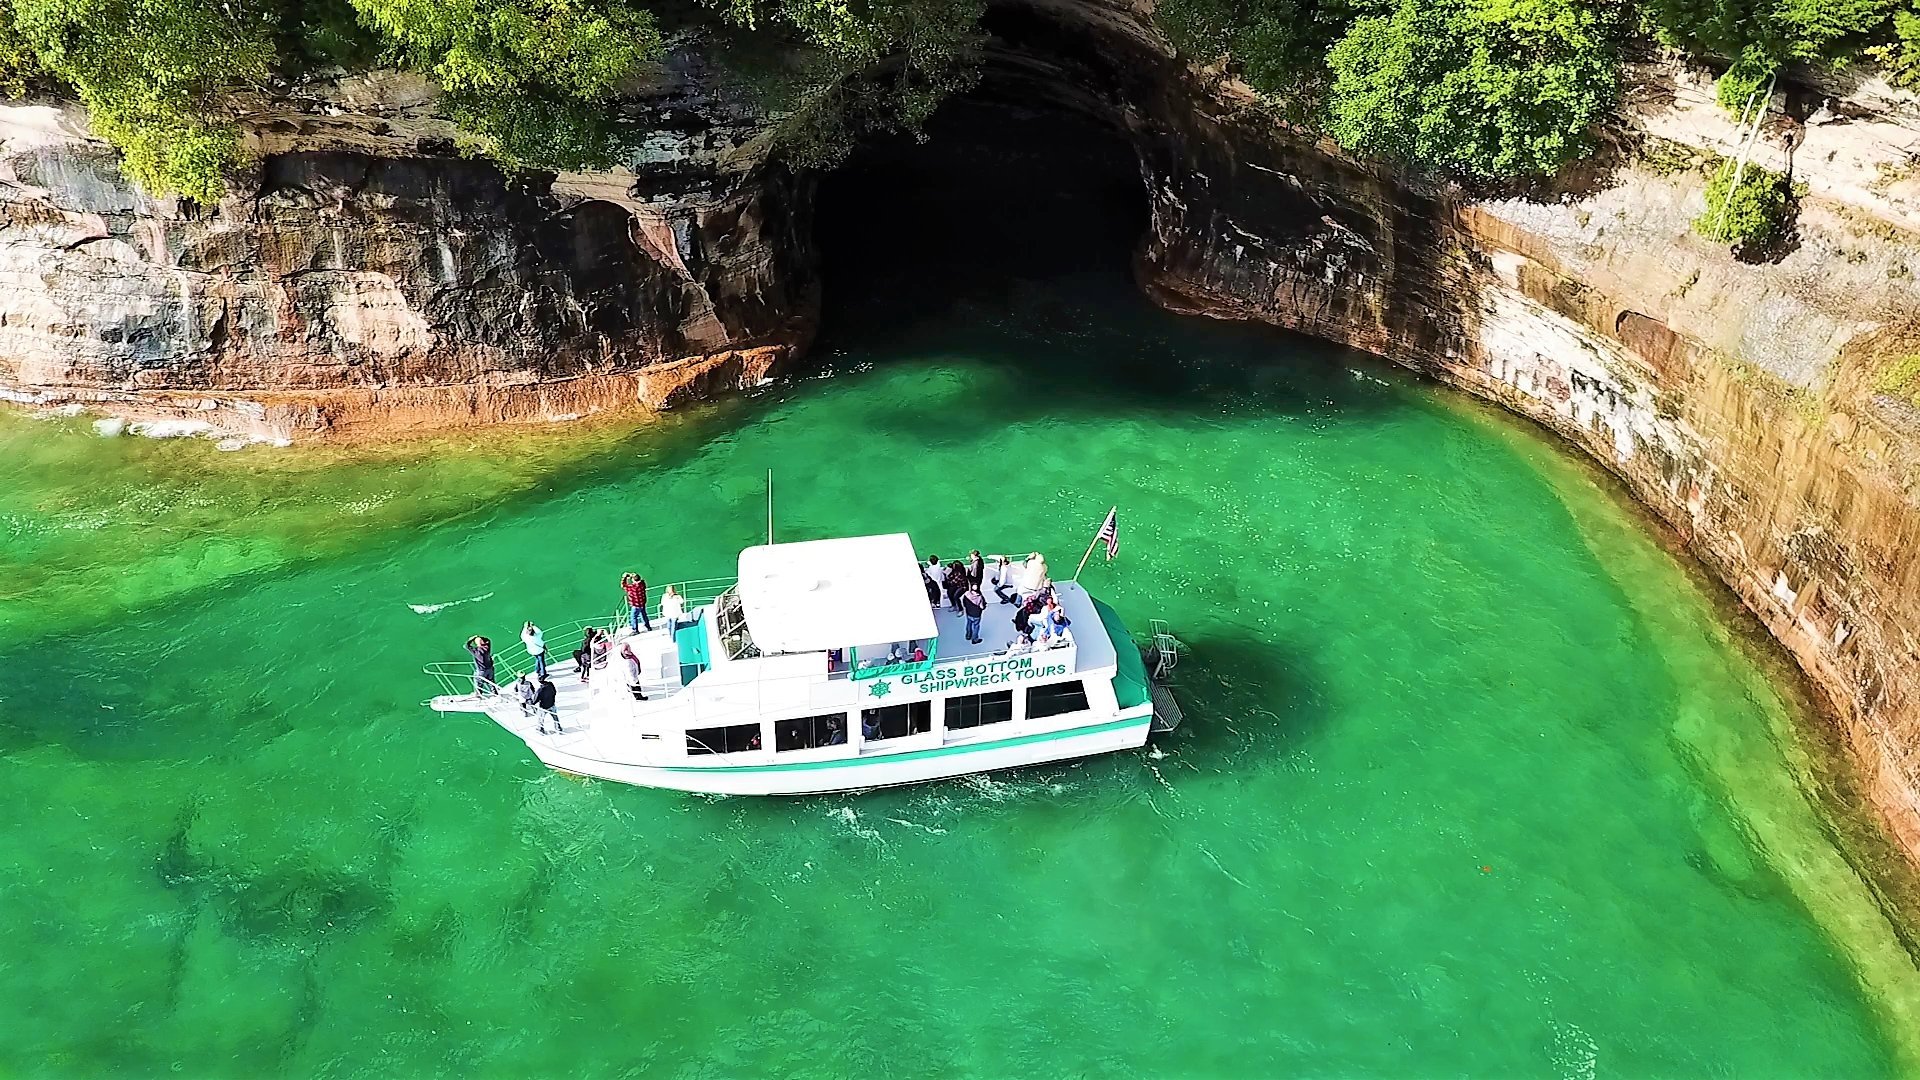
(943, 564, 967, 613)
(961, 585, 986, 644)
(465, 635, 495, 696)
(922, 569, 941, 606)
(534, 673, 561, 735)
(1012, 597, 1037, 638)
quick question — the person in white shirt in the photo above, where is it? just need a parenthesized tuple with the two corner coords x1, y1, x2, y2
(661, 585, 687, 631)
(924, 556, 948, 605)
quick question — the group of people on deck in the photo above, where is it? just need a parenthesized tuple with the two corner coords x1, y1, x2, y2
(921, 549, 1072, 653)
(458, 569, 693, 735)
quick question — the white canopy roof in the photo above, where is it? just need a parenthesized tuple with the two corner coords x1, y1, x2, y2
(736, 533, 937, 655)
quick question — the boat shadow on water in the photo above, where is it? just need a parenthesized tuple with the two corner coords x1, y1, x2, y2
(1143, 633, 1334, 777)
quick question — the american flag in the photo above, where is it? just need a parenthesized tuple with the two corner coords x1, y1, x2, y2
(1096, 508, 1119, 560)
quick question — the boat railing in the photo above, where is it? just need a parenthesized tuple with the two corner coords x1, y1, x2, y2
(422, 576, 740, 691)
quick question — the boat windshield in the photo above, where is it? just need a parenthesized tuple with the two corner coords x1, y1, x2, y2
(714, 587, 760, 660)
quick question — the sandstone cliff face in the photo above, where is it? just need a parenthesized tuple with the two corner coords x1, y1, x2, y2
(0, 59, 813, 441)
(1120, 36, 1920, 863)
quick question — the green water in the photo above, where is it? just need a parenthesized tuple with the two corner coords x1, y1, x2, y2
(5, 265, 1920, 1075)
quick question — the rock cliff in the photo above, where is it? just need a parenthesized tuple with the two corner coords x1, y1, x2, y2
(0, 60, 813, 440)
(1, 0, 1917, 874)
(1124, 39, 1920, 867)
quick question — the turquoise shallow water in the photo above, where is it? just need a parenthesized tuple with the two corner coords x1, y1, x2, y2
(3, 267, 1918, 1072)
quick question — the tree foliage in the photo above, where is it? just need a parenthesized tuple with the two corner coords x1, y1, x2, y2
(1644, 0, 1897, 63)
(1155, 0, 1357, 97)
(709, 0, 984, 166)
(350, 0, 660, 99)
(7, 0, 279, 201)
(1322, 0, 1620, 178)
(1693, 159, 1795, 249)
(1875, 4, 1920, 88)
(347, 0, 664, 169)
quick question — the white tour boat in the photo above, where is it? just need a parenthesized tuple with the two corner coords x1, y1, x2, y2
(426, 532, 1184, 795)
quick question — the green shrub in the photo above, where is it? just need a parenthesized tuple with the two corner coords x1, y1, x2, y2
(1693, 160, 1795, 248)
(1877, 5, 1920, 88)
(1714, 47, 1775, 113)
(1877, 353, 1920, 406)
(1322, 0, 1621, 179)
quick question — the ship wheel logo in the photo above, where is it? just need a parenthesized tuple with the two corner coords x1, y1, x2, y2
(867, 679, 894, 700)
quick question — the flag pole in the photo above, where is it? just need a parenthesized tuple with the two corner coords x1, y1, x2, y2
(1072, 506, 1116, 581)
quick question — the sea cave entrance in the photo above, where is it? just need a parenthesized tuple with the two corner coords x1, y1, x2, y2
(810, 53, 1150, 340)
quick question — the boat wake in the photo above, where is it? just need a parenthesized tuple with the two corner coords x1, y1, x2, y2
(408, 592, 494, 615)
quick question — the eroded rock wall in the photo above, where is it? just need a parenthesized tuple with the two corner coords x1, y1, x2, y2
(0, 61, 814, 441)
(1124, 48, 1920, 861)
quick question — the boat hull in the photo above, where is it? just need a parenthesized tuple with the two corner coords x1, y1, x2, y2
(524, 712, 1154, 795)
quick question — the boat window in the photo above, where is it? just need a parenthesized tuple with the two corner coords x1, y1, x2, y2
(945, 690, 1014, 731)
(776, 712, 849, 751)
(1026, 681, 1090, 720)
(686, 722, 762, 756)
(861, 700, 931, 742)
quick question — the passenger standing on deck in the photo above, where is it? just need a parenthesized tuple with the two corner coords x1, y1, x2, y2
(619, 641, 647, 700)
(516, 674, 537, 716)
(921, 567, 941, 606)
(924, 556, 947, 603)
(661, 585, 686, 632)
(465, 635, 495, 696)
(962, 583, 986, 644)
(622, 573, 652, 633)
(534, 673, 561, 734)
(522, 622, 548, 678)
(967, 550, 985, 588)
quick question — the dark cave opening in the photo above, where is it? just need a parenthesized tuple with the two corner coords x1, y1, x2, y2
(810, 62, 1150, 342)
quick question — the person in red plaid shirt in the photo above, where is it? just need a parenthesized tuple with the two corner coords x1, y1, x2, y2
(622, 572, 652, 633)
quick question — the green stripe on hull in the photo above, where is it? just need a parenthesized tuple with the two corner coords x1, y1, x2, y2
(656, 714, 1151, 774)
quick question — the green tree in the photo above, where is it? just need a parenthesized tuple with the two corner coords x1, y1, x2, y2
(9, 0, 279, 201)
(348, 0, 663, 169)
(0, 0, 50, 98)
(1322, 0, 1620, 179)
(1647, 0, 1900, 110)
(718, 0, 990, 166)
(1155, 0, 1363, 97)
(712, 0, 984, 166)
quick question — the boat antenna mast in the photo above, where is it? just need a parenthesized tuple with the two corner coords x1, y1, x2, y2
(766, 469, 774, 545)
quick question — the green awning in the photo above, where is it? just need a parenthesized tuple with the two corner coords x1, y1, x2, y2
(1092, 597, 1152, 709)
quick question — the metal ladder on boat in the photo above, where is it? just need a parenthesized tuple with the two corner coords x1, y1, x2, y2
(1142, 619, 1186, 733)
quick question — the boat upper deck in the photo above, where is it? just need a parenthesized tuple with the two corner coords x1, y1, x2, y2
(911, 579, 1115, 675)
